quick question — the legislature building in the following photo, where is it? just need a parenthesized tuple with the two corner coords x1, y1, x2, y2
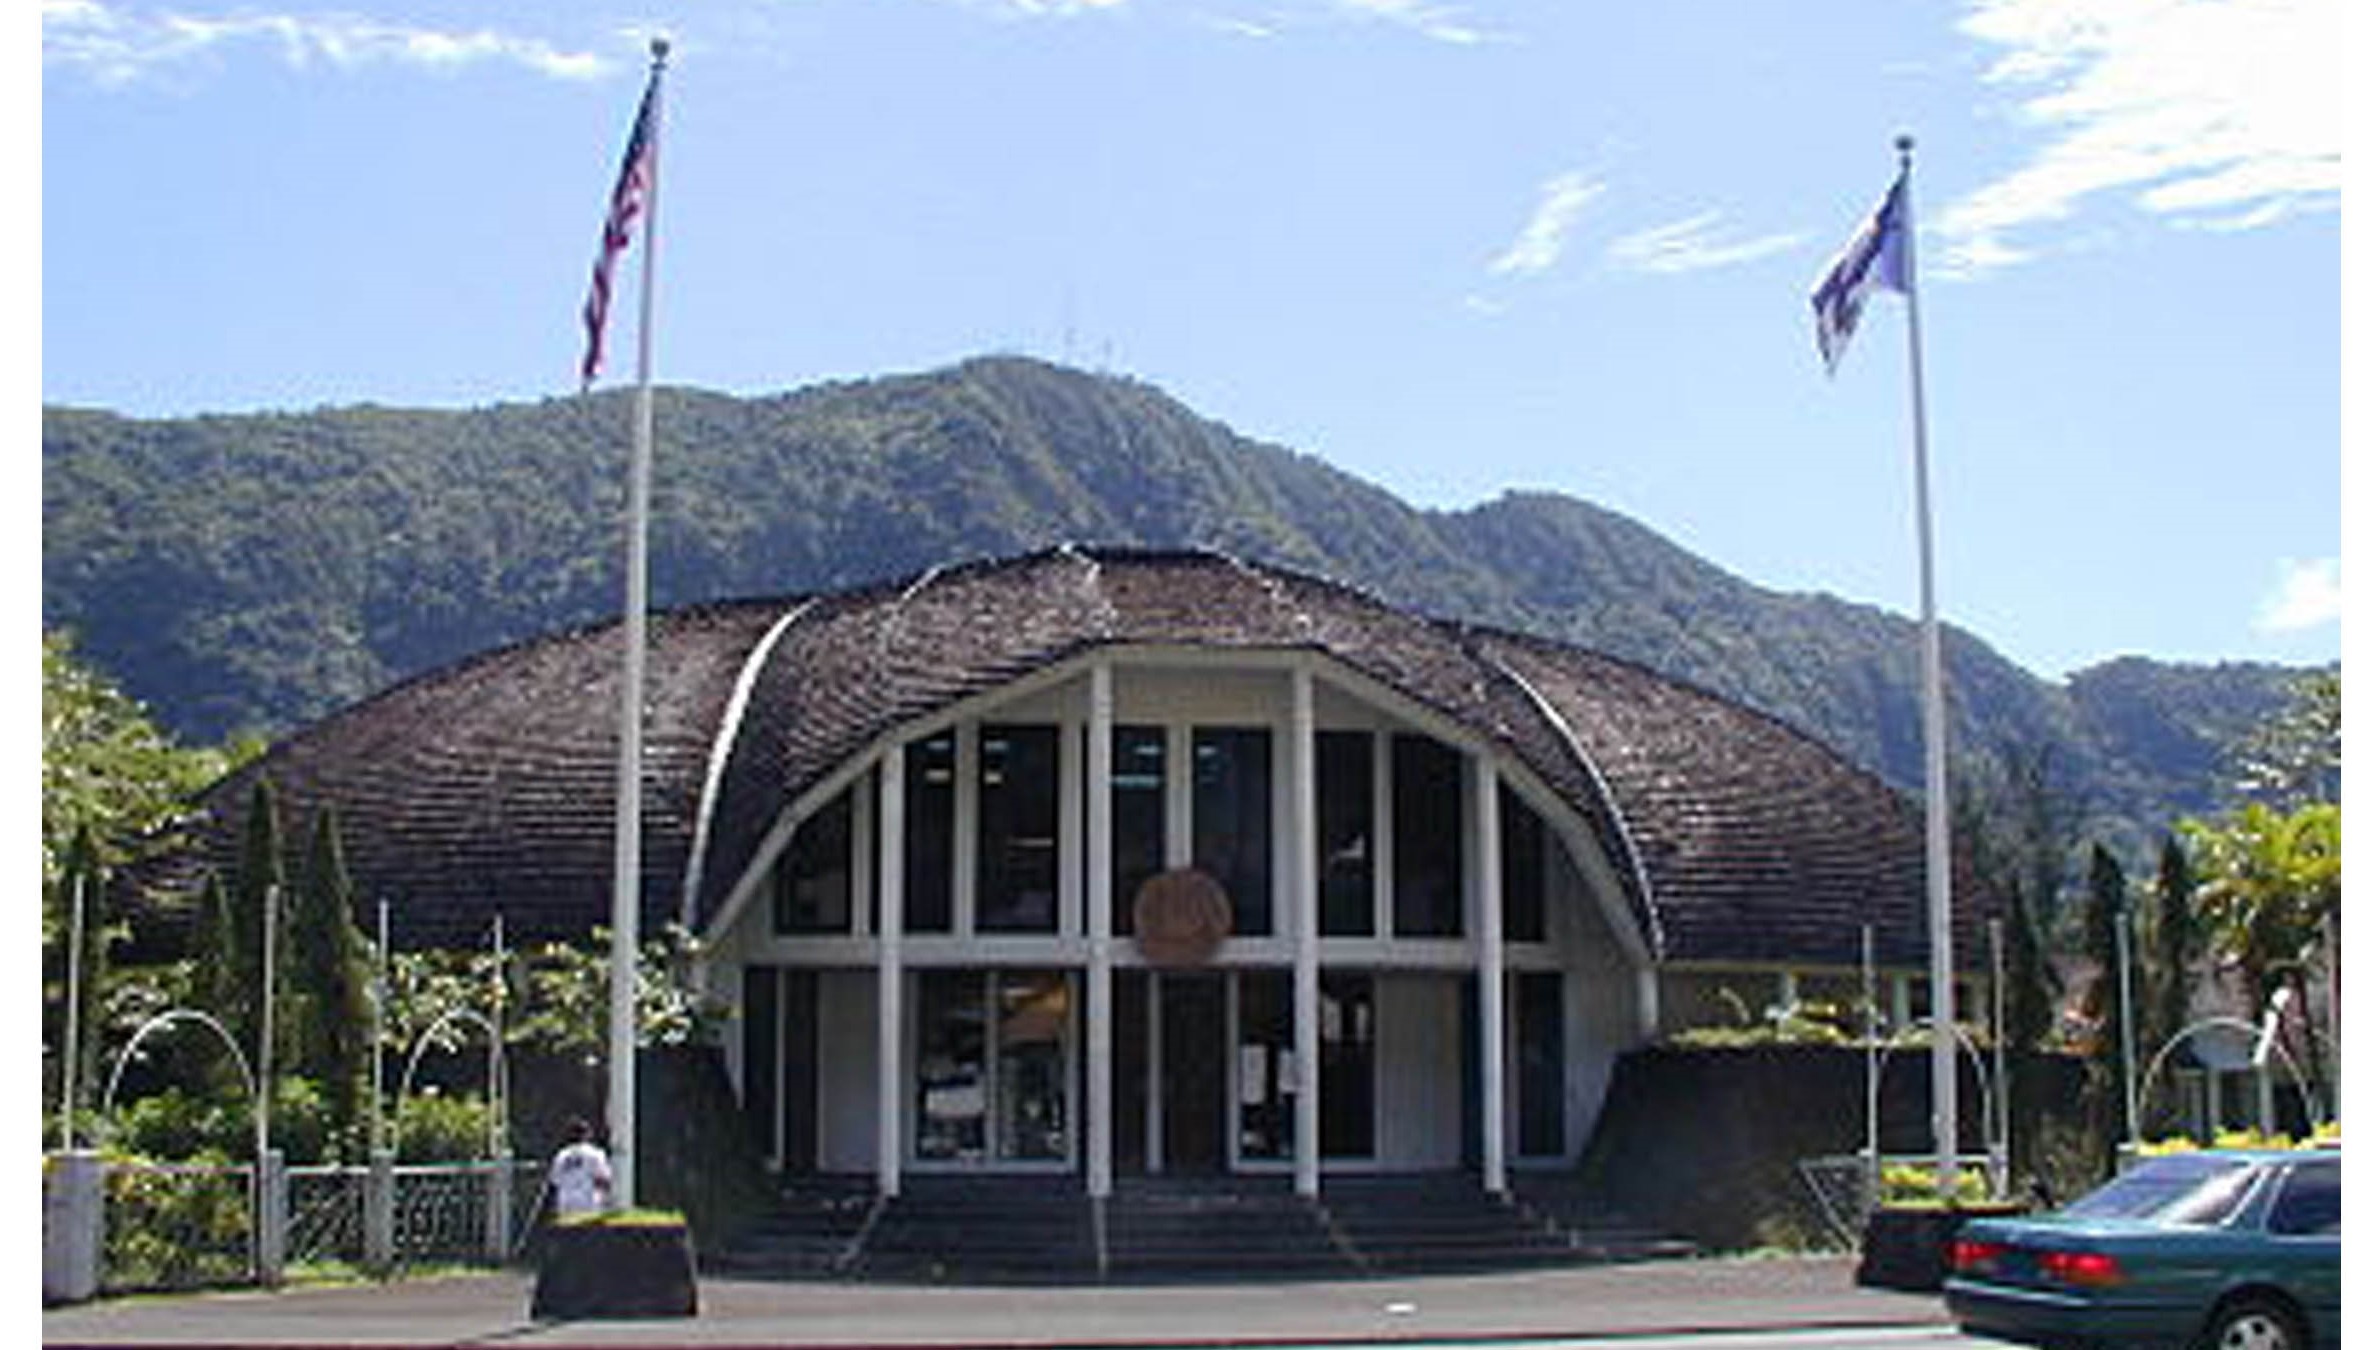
(180, 546, 1985, 1241)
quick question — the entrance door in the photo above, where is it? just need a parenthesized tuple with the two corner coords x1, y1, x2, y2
(1160, 975, 1226, 1173)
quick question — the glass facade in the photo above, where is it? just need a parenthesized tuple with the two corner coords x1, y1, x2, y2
(1192, 727, 1272, 936)
(1319, 972, 1375, 1158)
(978, 724, 1061, 933)
(1392, 734, 1464, 937)
(916, 971, 989, 1162)
(906, 731, 957, 933)
(1110, 726, 1166, 936)
(1234, 971, 1294, 1161)
(1317, 731, 1374, 936)
(750, 692, 1594, 1179)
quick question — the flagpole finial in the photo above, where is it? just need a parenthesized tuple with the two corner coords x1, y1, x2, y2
(1895, 132, 1915, 164)
(649, 34, 671, 65)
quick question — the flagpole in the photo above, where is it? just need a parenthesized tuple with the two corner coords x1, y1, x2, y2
(1894, 133, 1960, 1197)
(608, 34, 668, 1211)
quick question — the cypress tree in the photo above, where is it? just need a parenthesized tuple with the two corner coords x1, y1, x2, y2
(290, 806, 373, 1157)
(2078, 844, 2131, 1149)
(2140, 834, 2199, 1134)
(229, 778, 287, 1088)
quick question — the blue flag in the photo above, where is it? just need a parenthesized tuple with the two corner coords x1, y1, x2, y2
(1810, 172, 1910, 374)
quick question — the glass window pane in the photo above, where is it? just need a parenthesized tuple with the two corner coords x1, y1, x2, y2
(1517, 971, 1565, 1156)
(774, 789, 852, 933)
(1392, 735, 1464, 937)
(996, 971, 1072, 1162)
(741, 966, 778, 1157)
(1112, 726, 1166, 937)
(905, 732, 956, 933)
(1320, 972, 1374, 1158)
(1318, 732, 1375, 936)
(978, 724, 1061, 933)
(915, 972, 987, 1162)
(1503, 786, 1546, 944)
(1193, 728, 1272, 937)
(1237, 972, 1294, 1160)
(2268, 1162, 2340, 1235)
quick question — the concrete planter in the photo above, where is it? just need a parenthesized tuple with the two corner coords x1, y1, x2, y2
(1855, 1204, 2025, 1292)
(531, 1218, 699, 1320)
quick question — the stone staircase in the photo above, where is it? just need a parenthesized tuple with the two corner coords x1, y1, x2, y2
(708, 1170, 1692, 1283)
(1509, 1171, 1702, 1263)
(1103, 1176, 1351, 1283)
(1318, 1173, 1579, 1273)
(853, 1176, 1099, 1284)
(700, 1175, 879, 1278)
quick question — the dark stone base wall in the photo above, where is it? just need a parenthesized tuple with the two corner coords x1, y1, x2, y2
(1571, 1045, 2083, 1251)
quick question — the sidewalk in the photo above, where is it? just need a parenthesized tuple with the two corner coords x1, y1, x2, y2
(41, 1256, 1949, 1348)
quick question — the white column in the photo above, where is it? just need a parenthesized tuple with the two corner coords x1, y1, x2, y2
(1474, 756, 1508, 1195)
(1290, 667, 1321, 1197)
(42, 1149, 103, 1304)
(953, 723, 979, 934)
(876, 749, 906, 1197)
(1086, 663, 1115, 1198)
(1374, 735, 1396, 939)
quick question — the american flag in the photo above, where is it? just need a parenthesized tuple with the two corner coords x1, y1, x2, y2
(1809, 171, 1910, 375)
(580, 72, 661, 391)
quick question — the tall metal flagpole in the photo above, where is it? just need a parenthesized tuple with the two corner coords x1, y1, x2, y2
(608, 34, 668, 1210)
(1894, 133, 1960, 1196)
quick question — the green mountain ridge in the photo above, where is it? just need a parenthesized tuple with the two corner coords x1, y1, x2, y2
(42, 355, 2304, 846)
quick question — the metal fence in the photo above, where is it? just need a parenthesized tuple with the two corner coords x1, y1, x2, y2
(89, 1156, 542, 1295)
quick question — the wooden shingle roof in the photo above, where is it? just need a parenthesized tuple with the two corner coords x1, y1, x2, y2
(175, 547, 1988, 964)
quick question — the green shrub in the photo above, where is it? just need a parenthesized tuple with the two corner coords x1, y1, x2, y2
(393, 1088, 499, 1161)
(100, 1152, 252, 1290)
(1877, 1161, 1999, 1207)
(109, 1076, 343, 1163)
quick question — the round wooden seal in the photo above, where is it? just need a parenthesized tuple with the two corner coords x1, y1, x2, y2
(1131, 868, 1233, 967)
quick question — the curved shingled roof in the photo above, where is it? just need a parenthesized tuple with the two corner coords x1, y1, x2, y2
(174, 547, 1985, 966)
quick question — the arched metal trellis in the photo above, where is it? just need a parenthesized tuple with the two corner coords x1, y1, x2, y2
(2134, 1016, 2323, 1143)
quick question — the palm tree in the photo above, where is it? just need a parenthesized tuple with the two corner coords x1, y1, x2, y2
(2184, 801, 2339, 1093)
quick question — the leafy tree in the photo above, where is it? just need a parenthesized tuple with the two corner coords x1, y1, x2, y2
(44, 826, 116, 1144)
(40, 630, 230, 888)
(2183, 801, 2339, 1093)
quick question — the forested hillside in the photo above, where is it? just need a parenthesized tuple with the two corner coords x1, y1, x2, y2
(42, 355, 2304, 845)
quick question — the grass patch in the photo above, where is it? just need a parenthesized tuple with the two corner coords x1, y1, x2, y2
(554, 1207, 687, 1228)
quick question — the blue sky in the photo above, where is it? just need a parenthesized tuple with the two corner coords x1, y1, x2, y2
(39, 0, 2343, 682)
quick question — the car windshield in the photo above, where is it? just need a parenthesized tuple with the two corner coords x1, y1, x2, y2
(2061, 1155, 2259, 1224)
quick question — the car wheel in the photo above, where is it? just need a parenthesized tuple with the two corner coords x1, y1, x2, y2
(2199, 1296, 2306, 1350)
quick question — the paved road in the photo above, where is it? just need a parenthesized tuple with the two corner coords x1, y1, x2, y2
(41, 1256, 1959, 1349)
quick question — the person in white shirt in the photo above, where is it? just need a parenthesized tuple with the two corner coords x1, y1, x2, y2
(549, 1117, 613, 1218)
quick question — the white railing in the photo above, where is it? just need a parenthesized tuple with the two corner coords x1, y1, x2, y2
(44, 1151, 542, 1302)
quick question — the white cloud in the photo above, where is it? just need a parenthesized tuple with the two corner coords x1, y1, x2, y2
(1331, 0, 1489, 45)
(2257, 558, 2341, 634)
(44, 2, 612, 87)
(1605, 211, 1807, 276)
(1935, 0, 2338, 276)
(1486, 170, 1605, 277)
(967, 0, 1128, 15)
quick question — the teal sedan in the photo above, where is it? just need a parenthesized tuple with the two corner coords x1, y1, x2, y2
(1945, 1149, 2338, 1350)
